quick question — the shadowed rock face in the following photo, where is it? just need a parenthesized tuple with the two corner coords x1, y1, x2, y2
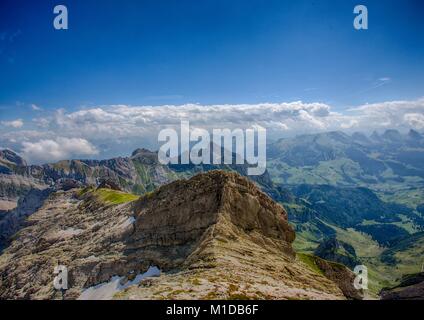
(97, 179, 122, 191)
(0, 150, 27, 167)
(0, 188, 53, 252)
(0, 149, 41, 199)
(381, 273, 424, 300)
(311, 255, 363, 300)
(0, 171, 359, 300)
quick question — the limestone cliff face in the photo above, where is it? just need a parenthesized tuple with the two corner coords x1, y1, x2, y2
(0, 150, 46, 208)
(130, 171, 295, 270)
(0, 171, 360, 300)
(0, 188, 53, 251)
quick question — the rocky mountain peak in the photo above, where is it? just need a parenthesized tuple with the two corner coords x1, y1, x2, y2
(130, 148, 158, 164)
(408, 129, 423, 141)
(351, 132, 371, 145)
(0, 149, 27, 167)
(382, 129, 402, 142)
(370, 130, 382, 142)
(132, 170, 296, 269)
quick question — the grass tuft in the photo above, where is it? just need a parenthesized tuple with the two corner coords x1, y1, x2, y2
(95, 188, 140, 204)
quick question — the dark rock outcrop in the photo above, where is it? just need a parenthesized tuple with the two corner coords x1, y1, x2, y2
(314, 237, 360, 269)
(97, 179, 122, 191)
(381, 273, 424, 300)
(311, 255, 363, 300)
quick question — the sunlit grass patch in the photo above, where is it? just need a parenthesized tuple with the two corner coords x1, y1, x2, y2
(95, 188, 140, 204)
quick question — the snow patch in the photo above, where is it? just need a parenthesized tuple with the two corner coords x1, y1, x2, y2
(78, 266, 161, 300)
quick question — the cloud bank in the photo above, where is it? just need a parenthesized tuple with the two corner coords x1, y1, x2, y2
(1, 98, 423, 163)
(21, 137, 98, 163)
(1, 119, 24, 128)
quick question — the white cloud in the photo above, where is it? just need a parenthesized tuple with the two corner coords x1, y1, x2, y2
(40, 99, 423, 138)
(1, 98, 423, 163)
(21, 137, 98, 163)
(348, 98, 424, 129)
(31, 104, 42, 111)
(1, 119, 24, 128)
(340, 119, 359, 129)
(46, 102, 335, 138)
(32, 117, 50, 128)
(404, 113, 424, 129)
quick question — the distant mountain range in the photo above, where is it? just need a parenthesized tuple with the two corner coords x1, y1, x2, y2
(268, 129, 424, 190)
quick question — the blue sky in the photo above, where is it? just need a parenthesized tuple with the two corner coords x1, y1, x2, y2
(1, 0, 423, 114)
(0, 0, 423, 162)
